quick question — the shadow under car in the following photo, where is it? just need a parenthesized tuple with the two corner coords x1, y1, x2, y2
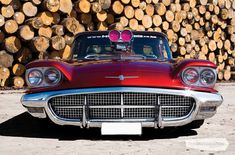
(0, 112, 197, 141)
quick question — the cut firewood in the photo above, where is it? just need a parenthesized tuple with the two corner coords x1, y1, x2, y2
(5, 36, 21, 53)
(99, 0, 111, 10)
(139, 1, 146, 10)
(129, 18, 138, 30)
(51, 35, 66, 50)
(97, 21, 108, 30)
(109, 22, 124, 30)
(62, 17, 85, 35)
(59, 45, 72, 60)
(59, 0, 72, 14)
(77, 0, 91, 13)
(39, 11, 53, 26)
(28, 17, 43, 29)
(38, 26, 52, 38)
(12, 63, 25, 76)
(224, 40, 231, 50)
(96, 10, 108, 22)
(209, 40, 217, 51)
(152, 15, 162, 27)
(155, 3, 166, 16)
(0, 66, 10, 87)
(23, 2, 38, 17)
(119, 16, 128, 27)
(165, 10, 174, 22)
(142, 15, 152, 29)
(52, 25, 64, 36)
(64, 34, 74, 46)
(13, 76, 24, 88)
(135, 9, 144, 21)
(0, 0, 12, 5)
(224, 69, 231, 81)
(4, 19, 18, 34)
(170, 43, 178, 53)
(13, 12, 25, 25)
(179, 37, 185, 46)
(112, 1, 124, 14)
(19, 25, 34, 41)
(45, 0, 60, 13)
(124, 5, 134, 19)
(121, 0, 130, 4)
(172, 21, 180, 32)
(1, 5, 14, 18)
(32, 0, 42, 5)
(136, 25, 145, 31)
(162, 21, 169, 31)
(91, 2, 102, 13)
(0, 50, 14, 68)
(145, 4, 154, 16)
(131, 0, 140, 8)
(32, 36, 50, 52)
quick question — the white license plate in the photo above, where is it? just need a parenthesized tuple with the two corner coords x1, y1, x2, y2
(101, 123, 142, 135)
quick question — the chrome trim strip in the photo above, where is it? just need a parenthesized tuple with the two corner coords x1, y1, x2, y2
(158, 96, 163, 128)
(82, 96, 87, 127)
(51, 105, 156, 108)
(21, 87, 223, 127)
(121, 94, 124, 118)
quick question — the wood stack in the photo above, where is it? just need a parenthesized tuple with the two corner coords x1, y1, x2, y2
(0, 0, 235, 88)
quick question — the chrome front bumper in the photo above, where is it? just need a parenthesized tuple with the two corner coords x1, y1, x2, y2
(21, 87, 223, 128)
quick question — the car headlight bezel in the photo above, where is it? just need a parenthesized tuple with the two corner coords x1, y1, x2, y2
(26, 67, 62, 88)
(181, 67, 217, 87)
(27, 69, 43, 87)
(44, 68, 61, 85)
(200, 69, 216, 86)
(182, 68, 199, 85)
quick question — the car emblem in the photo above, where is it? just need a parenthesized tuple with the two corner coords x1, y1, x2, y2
(105, 75, 139, 81)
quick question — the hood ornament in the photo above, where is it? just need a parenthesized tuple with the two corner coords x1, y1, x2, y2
(105, 75, 139, 81)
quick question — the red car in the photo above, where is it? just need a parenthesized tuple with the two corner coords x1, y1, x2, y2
(21, 30, 223, 135)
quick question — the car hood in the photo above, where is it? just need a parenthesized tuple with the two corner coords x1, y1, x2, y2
(26, 59, 217, 93)
(67, 60, 175, 87)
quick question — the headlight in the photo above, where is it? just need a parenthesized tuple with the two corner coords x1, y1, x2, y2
(200, 69, 216, 86)
(44, 68, 61, 84)
(182, 68, 199, 84)
(28, 70, 43, 86)
(26, 67, 62, 87)
(181, 67, 217, 87)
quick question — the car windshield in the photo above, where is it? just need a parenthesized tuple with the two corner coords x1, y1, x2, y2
(73, 32, 171, 60)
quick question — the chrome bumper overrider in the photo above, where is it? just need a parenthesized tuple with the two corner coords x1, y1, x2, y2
(21, 87, 223, 128)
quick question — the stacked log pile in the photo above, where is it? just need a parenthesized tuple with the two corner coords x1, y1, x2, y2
(0, 0, 235, 88)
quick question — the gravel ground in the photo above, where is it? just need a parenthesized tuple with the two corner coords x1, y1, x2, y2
(0, 83, 234, 155)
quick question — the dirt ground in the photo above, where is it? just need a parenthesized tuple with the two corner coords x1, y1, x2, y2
(0, 83, 234, 155)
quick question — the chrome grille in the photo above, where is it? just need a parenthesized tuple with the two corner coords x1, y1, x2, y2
(123, 93, 158, 105)
(89, 108, 121, 119)
(87, 93, 121, 105)
(50, 94, 85, 106)
(124, 108, 156, 119)
(53, 107, 82, 119)
(49, 92, 195, 120)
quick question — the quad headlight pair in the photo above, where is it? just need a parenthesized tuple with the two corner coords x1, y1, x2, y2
(182, 67, 217, 87)
(26, 67, 61, 87)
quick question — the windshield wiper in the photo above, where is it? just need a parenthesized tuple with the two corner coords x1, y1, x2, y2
(119, 54, 146, 60)
(84, 54, 113, 60)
